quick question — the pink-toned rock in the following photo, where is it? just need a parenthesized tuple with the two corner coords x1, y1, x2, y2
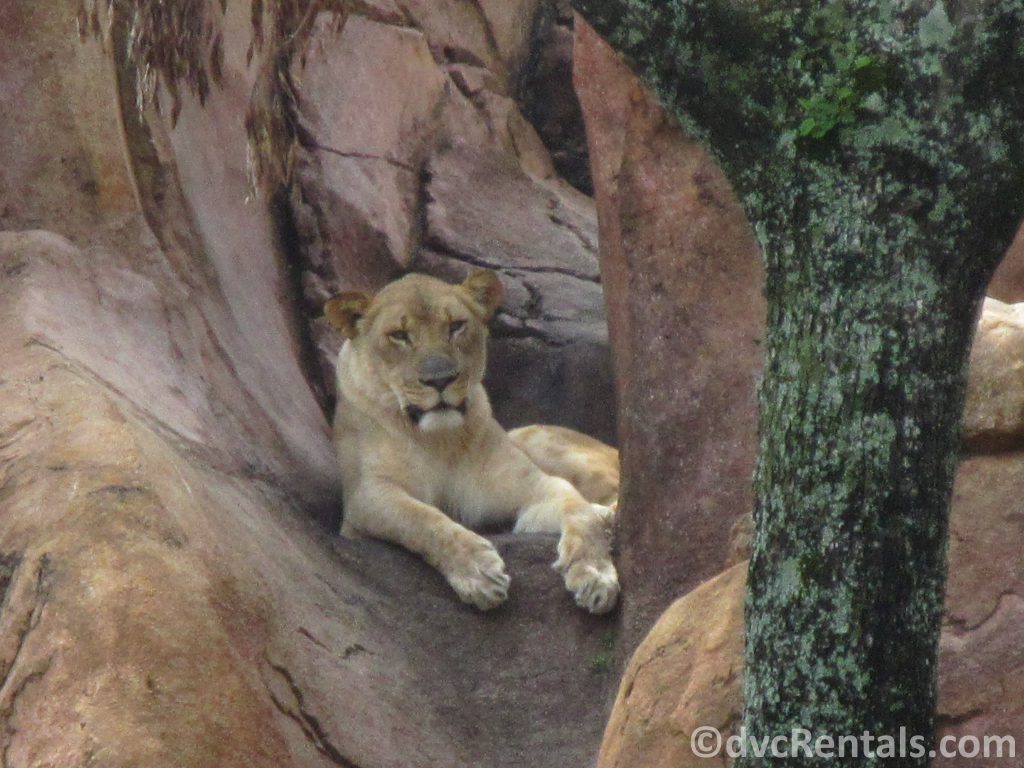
(0, 248, 619, 766)
(290, 2, 615, 438)
(574, 18, 765, 654)
(397, 0, 541, 84)
(476, 0, 545, 77)
(0, 2, 136, 231)
(963, 297, 1024, 452)
(593, 450, 1024, 768)
(940, 452, 1024, 767)
(423, 145, 595, 277)
(573, 17, 1024, 766)
(596, 564, 745, 768)
(398, 0, 502, 75)
(0, 3, 624, 766)
(984, 224, 1024, 303)
(293, 14, 446, 274)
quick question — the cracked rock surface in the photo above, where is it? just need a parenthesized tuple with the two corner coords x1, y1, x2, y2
(289, 0, 615, 442)
(0, 2, 617, 766)
(12, 1, 1020, 766)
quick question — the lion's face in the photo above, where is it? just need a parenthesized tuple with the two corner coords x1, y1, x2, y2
(325, 271, 503, 432)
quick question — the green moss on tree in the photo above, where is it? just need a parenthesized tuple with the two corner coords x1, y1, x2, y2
(572, 1, 1024, 765)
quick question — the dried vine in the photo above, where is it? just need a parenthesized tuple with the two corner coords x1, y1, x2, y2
(76, 0, 349, 190)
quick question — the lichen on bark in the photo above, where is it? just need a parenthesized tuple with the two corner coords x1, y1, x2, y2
(572, 1, 1024, 765)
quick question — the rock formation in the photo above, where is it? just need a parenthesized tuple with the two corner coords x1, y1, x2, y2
(4, 1, 1022, 766)
(963, 298, 1024, 452)
(595, 443, 1024, 768)
(573, 18, 765, 658)
(281, 0, 615, 441)
(0, 1, 620, 765)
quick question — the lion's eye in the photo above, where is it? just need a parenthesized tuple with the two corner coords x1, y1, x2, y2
(388, 329, 410, 344)
(449, 320, 467, 338)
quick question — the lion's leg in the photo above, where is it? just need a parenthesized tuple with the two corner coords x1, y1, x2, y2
(343, 484, 510, 610)
(511, 475, 620, 614)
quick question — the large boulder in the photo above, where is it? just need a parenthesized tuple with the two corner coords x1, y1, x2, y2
(568, 15, 1024, 767)
(0, 260, 616, 766)
(940, 453, 1024, 761)
(573, 18, 766, 656)
(596, 564, 745, 768)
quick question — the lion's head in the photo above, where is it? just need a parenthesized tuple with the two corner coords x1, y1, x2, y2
(325, 270, 503, 432)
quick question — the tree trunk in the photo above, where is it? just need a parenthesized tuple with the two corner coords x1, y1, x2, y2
(571, 1, 1024, 764)
(747, 214, 983, 761)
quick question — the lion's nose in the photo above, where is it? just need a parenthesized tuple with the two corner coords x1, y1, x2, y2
(419, 355, 458, 391)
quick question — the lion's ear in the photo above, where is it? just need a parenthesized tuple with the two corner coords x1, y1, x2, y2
(462, 269, 503, 321)
(324, 292, 371, 339)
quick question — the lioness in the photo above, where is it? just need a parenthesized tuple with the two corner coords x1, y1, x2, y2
(325, 270, 619, 613)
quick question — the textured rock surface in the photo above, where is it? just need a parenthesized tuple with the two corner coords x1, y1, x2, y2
(963, 298, 1024, 452)
(984, 225, 1024, 304)
(288, 1, 616, 441)
(15, 1, 1022, 765)
(593, 453, 1024, 768)
(573, 19, 766, 657)
(0, 2, 620, 766)
(940, 453, 1024, 765)
(0, 289, 616, 767)
(596, 564, 745, 768)
(518, 0, 592, 194)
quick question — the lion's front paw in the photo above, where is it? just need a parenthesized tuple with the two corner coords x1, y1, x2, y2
(561, 559, 620, 614)
(443, 536, 510, 611)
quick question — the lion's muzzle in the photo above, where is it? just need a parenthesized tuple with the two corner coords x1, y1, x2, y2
(405, 354, 468, 431)
(418, 354, 458, 392)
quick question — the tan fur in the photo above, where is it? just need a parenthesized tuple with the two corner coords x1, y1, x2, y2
(508, 425, 620, 508)
(328, 271, 619, 613)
